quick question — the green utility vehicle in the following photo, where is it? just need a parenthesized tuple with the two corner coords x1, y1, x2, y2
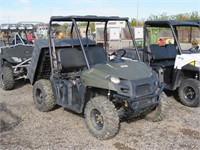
(28, 16, 167, 140)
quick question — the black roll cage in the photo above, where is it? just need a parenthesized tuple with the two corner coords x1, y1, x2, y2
(143, 20, 200, 55)
(0, 24, 34, 44)
(48, 16, 140, 76)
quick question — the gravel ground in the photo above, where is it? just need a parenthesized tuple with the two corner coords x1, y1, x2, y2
(0, 82, 200, 150)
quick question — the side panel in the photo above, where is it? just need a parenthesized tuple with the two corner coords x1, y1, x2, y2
(28, 45, 40, 84)
(50, 76, 85, 113)
(175, 53, 200, 69)
(1, 45, 33, 64)
(167, 69, 182, 90)
(28, 39, 49, 84)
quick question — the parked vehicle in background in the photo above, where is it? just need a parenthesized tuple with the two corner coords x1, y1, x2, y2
(18, 21, 48, 39)
(134, 26, 143, 48)
(37, 25, 48, 39)
(141, 20, 200, 107)
(95, 21, 134, 52)
(0, 24, 34, 90)
(66, 25, 92, 39)
(28, 15, 168, 140)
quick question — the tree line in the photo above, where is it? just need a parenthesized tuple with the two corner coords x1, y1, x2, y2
(57, 11, 199, 32)
(130, 11, 200, 26)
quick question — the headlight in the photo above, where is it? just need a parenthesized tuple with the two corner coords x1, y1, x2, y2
(190, 61, 200, 67)
(110, 76, 120, 84)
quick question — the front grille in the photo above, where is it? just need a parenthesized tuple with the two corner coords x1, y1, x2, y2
(136, 84, 151, 97)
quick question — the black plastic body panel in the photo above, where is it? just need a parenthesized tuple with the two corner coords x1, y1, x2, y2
(50, 76, 86, 113)
(0, 45, 33, 64)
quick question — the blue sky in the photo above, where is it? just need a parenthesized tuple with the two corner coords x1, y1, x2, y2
(0, 0, 199, 24)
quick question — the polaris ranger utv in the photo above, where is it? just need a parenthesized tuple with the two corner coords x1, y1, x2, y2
(0, 24, 34, 90)
(142, 20, 200, 107)
(28, 16, 167, 140)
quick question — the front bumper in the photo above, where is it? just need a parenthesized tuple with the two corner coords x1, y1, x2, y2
(113, 83, 166, 110)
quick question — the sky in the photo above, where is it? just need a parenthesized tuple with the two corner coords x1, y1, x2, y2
(0, 0, 199, 24)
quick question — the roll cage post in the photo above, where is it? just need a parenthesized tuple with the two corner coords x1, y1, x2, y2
(143, 24, 152, 62)
(104, 21, 108, 52)
(72, 19, 91, 69)
(70, 22, 74, 47)
(48, 19, 91, 76)
(86, 21, 90, 47)
(127, 20, 141, 61)
(14, 33, 25, 45)
(169, 24, 182, 54)
(48, 20, 57, 76)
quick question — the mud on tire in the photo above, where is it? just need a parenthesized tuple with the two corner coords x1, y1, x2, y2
(145, 92, 168, 122)
(1, 67, 15, 90)
(84, 96, 119, 140)
(33, 79, 55, 112)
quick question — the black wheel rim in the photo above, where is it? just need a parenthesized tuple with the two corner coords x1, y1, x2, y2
(183, 86, 196, 101)
(36, 88, 43, 104)
(91, 109, 104, 130)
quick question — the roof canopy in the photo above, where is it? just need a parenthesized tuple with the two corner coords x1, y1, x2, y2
(50, 15, 129, 22)
(0, 24, 34, 30)
(145, 20, 200, 27)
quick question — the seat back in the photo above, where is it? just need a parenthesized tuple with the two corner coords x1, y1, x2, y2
(150, 44, 177, 61)
(57, 48, 86, 71)
(56, 46, 107, 72)
(85, 46, 107, 65)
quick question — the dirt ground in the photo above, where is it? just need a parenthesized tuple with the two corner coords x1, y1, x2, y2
(0, 82, 200, 150)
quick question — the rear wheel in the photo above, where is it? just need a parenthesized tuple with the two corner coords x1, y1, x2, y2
(145, 92, 168, 122)
(1, 67, 15, 90)
(179, 79, 200, 107)
(33, 79, 55, 112)
(84, 96, 119, 140)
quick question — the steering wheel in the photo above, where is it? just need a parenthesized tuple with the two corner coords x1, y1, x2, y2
(112, 49, 127, 59)
(194, 46, 199, 50)
(189, 46, 199, 51)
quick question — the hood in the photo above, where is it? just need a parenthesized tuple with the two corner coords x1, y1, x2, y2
(83, 60, 153, 81)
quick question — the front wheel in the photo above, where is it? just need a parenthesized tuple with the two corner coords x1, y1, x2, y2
(179, 79, 200, 107)
(145, 92, 168, 122)
(84, 96, 119, 140)
(33, 79, 55, 112)
(1, 67, 15, 90)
